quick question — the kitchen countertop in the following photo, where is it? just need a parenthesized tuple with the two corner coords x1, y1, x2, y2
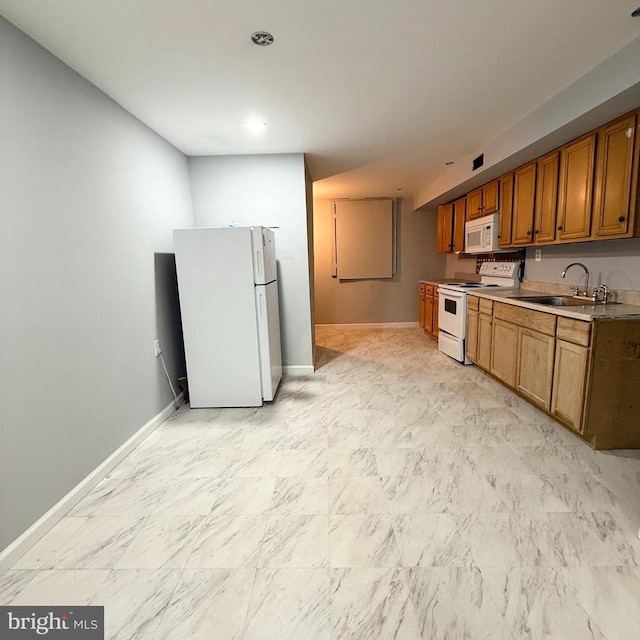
(469, 289, 640, 321)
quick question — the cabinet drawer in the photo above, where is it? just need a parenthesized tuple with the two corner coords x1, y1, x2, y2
(467, 295, 480, 311)
(420, 283, 426, 294)
(556, 317, 591, 347)
(479, 299, 494, 315)
(494, 302, 557, 336)
(425, 284, 435, 297)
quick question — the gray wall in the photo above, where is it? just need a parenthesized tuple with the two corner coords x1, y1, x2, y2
(0, 18, 193, 550)
(188, 154, 314, 369)
(314, 198, 446, 323)
(524, 239, 640, 292)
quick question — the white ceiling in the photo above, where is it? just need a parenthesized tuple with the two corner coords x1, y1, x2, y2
(1, 0, 639, 201)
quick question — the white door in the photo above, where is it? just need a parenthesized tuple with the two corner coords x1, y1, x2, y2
(255, 281, 282, 401)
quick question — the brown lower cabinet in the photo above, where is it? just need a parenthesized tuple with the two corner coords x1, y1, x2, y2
(490, 318, 517, 386)
(419, 282, 438, 341)
(466, 298, 640, 449)
(516, 328, 555, 410)
(551, 339, 589, 431)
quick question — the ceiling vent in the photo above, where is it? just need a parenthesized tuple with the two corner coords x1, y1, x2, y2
(632, 7, 640, 16)
(251, 31, 275, 46)
(472, 154, 484, 171)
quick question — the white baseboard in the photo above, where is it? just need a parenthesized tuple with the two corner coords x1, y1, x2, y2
(0, 394, 184, 572)
(283, 365, 315, 376)
(316, 322, 419, 329)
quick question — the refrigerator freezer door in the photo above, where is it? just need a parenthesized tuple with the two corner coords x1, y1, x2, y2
(255, 280, 283, 401)
(252, 226, 277, 284)
(174, 227, 263, 407)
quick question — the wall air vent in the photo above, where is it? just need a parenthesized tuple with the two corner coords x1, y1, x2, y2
(472, 154, 484, 171)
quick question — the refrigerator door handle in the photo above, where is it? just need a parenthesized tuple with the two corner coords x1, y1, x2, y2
(256, 251, 263, 278)
(259, 292, 265, 318)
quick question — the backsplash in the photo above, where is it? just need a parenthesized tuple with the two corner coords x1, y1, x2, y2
(521, 280, 640, 305)
(523, 237, 640, 300)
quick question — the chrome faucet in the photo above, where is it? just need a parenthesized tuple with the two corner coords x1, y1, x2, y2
(561, 262, 590, 297)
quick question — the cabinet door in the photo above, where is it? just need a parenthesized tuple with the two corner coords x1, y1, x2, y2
(419, 292, 425, 328)
(477, 313, 494, 371)
(467, 189, 483, 220)
(434, 291, 440, 336)
(490, 318, 518, 386)
(552, 339, 590, 432)
(512, 162, 537, 245)
(482, 180, 500, 215)
(498, 173, 514, 248)
(437, 204, 454, 253)
(452, 198, 466, 252)
(593, 113, 637, 238)
(516, 328, 555, 410)
(534, 151, 559, 243)
(424, 295, 434, 334)
(466, 309, 479, 362)
(557, 134, 596, 241)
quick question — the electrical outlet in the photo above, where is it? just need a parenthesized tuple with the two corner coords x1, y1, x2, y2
(154, 340, 161, 357)
(534, 249, 542, 262)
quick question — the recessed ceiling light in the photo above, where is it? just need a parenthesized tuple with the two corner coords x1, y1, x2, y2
(251, 31, 274, 46)
(445, 161, 455, 166)
(246, 119, 267, 134)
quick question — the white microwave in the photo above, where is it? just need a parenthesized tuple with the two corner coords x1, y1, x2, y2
(464, 213, 501, 254)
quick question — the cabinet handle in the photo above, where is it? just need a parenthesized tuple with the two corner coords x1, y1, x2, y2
(534, 229, 539, 234)
(526, 230, 531, 235)
(557, 225, 563, 230)
(618, 216, 626, 223)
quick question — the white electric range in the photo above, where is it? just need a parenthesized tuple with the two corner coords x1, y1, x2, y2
(438, 261, 522, 364)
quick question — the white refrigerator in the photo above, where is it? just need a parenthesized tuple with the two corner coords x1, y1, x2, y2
(173, 226, 283, 408)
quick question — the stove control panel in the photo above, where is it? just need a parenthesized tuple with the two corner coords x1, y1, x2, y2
(478, 261, 521, 278)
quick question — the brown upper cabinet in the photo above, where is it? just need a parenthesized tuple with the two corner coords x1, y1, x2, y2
(466, 188, 483, 221)
(557, 133, 596, 242)
(511, 161, 537, 245)
(592, 112, 639, 239)
(467, 180, 499, 220)
(498, 173, 514, 248)
(452, 197, 466, 252)
(533, 151, 560, 244)
(434, 107, 640, 253)
(437, 203, 454, 253)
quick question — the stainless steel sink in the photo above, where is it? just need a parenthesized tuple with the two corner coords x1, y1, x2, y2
(514, 295, 619, 306)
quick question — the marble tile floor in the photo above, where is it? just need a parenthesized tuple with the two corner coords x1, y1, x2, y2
(3, 325, 640, 639)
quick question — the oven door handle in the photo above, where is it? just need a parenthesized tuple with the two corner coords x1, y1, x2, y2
(440, 290, 465, 300)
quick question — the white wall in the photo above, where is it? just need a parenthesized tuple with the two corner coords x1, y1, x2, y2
(0, 17, 193, 550)
(188, 154, 314, 369)
(313, 198, 446, 324)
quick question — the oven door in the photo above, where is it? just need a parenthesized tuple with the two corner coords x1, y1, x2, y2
(438, 288, 467, 339)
